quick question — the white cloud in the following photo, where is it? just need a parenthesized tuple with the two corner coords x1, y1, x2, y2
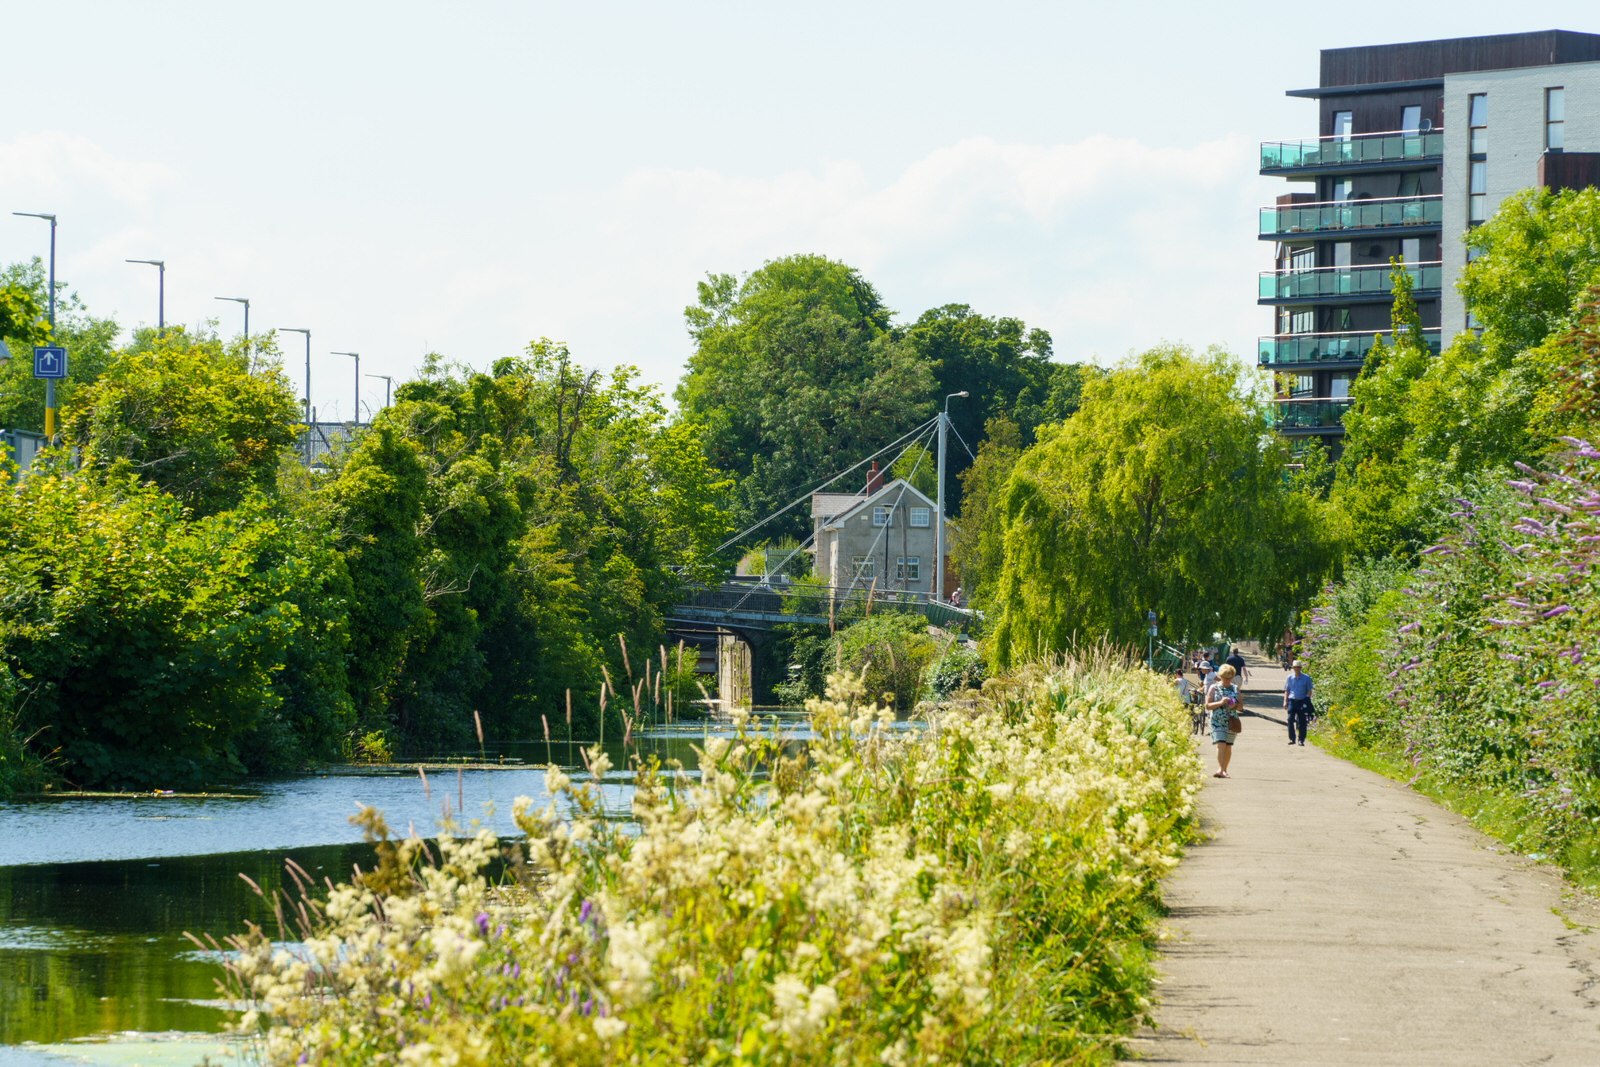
(0, 132, 179, 211)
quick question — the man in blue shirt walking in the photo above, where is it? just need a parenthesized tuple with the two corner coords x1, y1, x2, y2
(1284, 660, 1314, 746)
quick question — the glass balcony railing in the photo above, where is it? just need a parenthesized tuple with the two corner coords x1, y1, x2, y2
(1258, 329, 1442, 365)
(1260, 262, 1442, 301)
(1260, 195, 1442, 237)
(1274, 398, 1354, 431)
(1261, 130, 1443, 172)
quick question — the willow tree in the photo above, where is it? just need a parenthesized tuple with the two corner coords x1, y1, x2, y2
(988, 344, 1337, 665)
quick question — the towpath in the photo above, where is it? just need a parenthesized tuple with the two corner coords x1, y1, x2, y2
(1124, 656, 1600, 1065)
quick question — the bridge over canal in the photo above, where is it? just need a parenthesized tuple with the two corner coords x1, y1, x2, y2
(665, 580, 975, 705)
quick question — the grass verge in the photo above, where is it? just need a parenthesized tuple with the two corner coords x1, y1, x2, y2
(1311, 723, 1600, 891)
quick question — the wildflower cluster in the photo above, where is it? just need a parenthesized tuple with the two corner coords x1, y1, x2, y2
(219, 656, 1197, 1065)
(1303, 439, 1600, 853)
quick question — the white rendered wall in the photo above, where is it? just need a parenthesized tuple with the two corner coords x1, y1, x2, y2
(1441, 62, 1600, 343)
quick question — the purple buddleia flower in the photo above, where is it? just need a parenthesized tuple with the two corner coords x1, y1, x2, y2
(476, 912, 490, 937)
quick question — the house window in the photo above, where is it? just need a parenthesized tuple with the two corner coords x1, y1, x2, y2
(872, 506, 893, 527)
(1469, 160, 1487, 223)
(1401, 105, 1421, 134)
(1332, 111, 1352, 139)
(1468, 93, 1487, 155)
(1547, 88, 1565, 149)
(909, 507, 929, 528)
(851, 556, 875, 580)
(895, 557, 920, 582)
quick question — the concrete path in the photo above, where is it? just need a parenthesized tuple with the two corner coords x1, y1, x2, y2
(1125, 657, 1600, 1065)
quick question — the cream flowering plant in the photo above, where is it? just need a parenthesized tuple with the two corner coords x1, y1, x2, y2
(215, 655, 1199, 1065)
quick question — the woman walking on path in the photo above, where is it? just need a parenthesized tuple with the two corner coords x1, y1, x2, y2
(1206, 663, 1242, 778)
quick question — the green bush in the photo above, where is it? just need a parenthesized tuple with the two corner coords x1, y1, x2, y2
(834, 613, 938, 709)
(926, 641, 986, 699)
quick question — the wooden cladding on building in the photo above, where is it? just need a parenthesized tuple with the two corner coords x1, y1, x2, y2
(1538, 152, 1600, 195)
(1320, 30, 1600, 88)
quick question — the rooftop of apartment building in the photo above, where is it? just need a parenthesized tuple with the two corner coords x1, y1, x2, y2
(1299, 30, 1600, 94)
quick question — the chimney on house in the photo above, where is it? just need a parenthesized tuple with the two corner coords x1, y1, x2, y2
(865, 461, 883, 495)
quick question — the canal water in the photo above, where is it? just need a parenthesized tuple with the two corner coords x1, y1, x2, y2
(0, 709, 888, 1066)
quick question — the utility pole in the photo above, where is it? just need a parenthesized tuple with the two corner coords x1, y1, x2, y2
(333, 352, 359, 426)
(214, 297, 249, 345)
(278, 328, 311, 464)
(13, 213, 57, 438)
(936, 391, 968, 603)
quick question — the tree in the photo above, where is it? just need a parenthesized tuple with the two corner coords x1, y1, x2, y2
(676, 255, 935, 536)
(988, 345, 1336, 665)
(949, 416, 1025, 612)
(906, 305, 1058, 510)
(66, 327, 301, 517)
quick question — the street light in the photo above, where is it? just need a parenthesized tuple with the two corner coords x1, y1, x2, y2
(126, 259, 166, 335)
(366, 373, 393, 410)
(332, 352, 359, 426)
(13, 212, 57, 438)
(278, 327, 311, 464)
(935, 390, 968, 605)
(214, 296, 249, 344)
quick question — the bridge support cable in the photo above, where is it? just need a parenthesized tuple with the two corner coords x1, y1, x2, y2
(832, 422, 941, 605)
(704, 415, 940, 558)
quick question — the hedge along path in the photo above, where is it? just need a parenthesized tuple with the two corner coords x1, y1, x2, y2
(1124, 656, 1600, 1066)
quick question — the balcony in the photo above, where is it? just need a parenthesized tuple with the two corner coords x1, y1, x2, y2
(1260, 130, 1443, 176)
(1259, 262, 1442, 305)
(1258, 329, 1442, 366)
(1274, 398, 1354, 433)
(1260, 195, 1442, 240)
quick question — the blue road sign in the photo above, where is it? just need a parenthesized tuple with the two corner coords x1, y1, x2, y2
(33, 346, 67, 379)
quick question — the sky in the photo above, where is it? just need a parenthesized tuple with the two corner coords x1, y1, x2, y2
(3, 1, 1597, 422)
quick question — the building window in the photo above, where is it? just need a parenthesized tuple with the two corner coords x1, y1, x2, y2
(1330, 373, 1355, 399)
(1333, 242, 1351, 268)
(1468, 93, 1487, 155)
(1290, 308, 1314, 334)
(1398, 172, 1422, 197)
(909, 507, 929, 528)
(895, 557, 920, 582)
(1291, 373, 1315, 397)
(1337, 308, 1352, 330)
(872, 506, 893, 527)
(1332, 179, 1352, 203)
(1547, 88, 1565, 149)
(1469, 160, 1487, 223)
(1289, 246, 1315, 271)
(1332, 111, 1352, 139)
(1401, 105, 1421, 133)
(1402, 237, 1421, 263)
(851, 556, 875, 580)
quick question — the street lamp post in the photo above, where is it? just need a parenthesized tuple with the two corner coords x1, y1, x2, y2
(936, 390, 968, 605)
(13, 212, 57, 437)
(214, 296, 249, 344)
(126, 259, 166, 335)
(332, 352, 359, 426)
(278, 328, 311, 464)
(366, 373, 393, 410)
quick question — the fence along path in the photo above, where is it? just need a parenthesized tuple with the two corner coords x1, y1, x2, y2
(1124, 655, 1600, 1065)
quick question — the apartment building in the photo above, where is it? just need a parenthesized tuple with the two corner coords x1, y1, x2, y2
(1259, 30, 1600, 453)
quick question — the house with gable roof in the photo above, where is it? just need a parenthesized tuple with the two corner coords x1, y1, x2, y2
(809, 461, 956, 599)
